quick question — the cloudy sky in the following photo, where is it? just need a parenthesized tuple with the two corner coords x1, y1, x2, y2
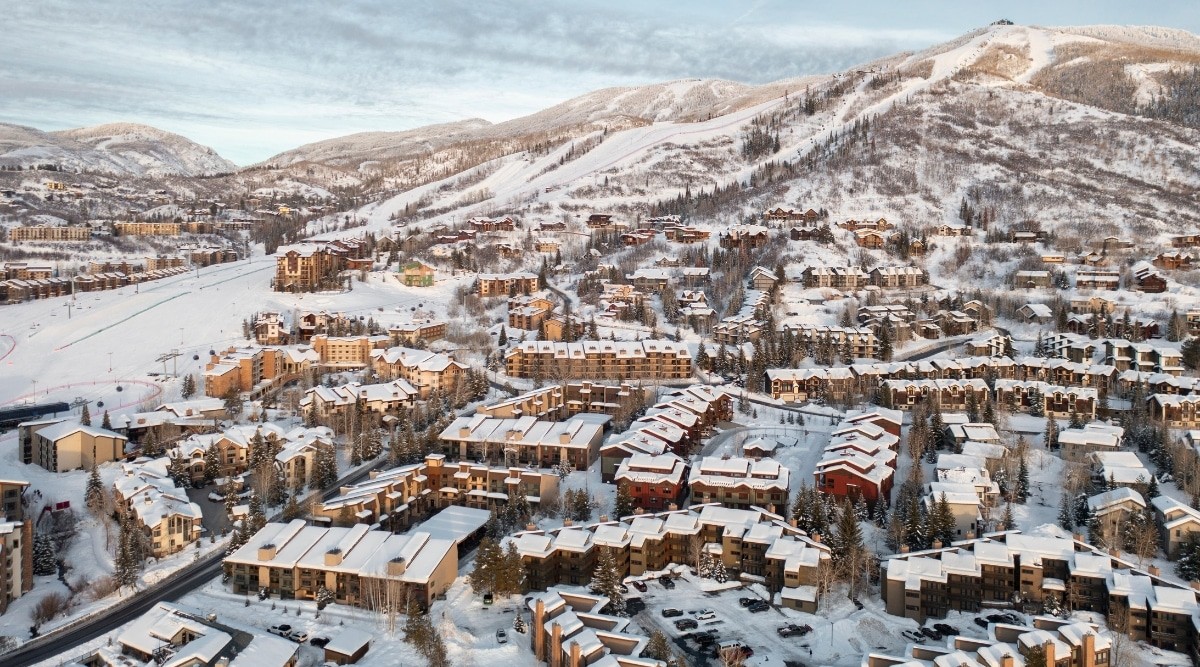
(3, 1, 1196, 165)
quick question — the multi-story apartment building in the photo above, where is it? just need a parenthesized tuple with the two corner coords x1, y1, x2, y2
(883, 378, 991, 412)
(273, 242, 357, 292)
(613, 453, 688, 513)
(528, 590, 660, 667)
(370, 346, 468, 399)
(504, 340, 693, 381)
(224, 521, 457, 609)
(475, 382, 648, 421)
(802, 265, 868, 290)
(314, 455, 557, 529)
(688, 456, 789, 512)
(0, 477, 31, 614)
(203, 346, 320, 398)
(386, 320, 447, 345)
(514, 505, 830, 609)
(9, 225, 90, 242)
(869, 265, 927, 288)
(310, 334, 391, 368)
(299, 379, 419, 422)
(17, 419, 128, 472)
(865, 617, 1112, 667)
(882, 531, 1200, 656)
(437, 415, 604, 470)
(112, 459, 203, 558)
(477, 272, 539, 297)
(1150, 495, 1200, 560)
(718, 224, 769, 250)
(993, 380, 1098, 419)
(113, 221, 181, 236)
(507, 295, 556, 331)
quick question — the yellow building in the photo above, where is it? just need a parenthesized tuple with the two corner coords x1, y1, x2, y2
(21, 420, 128, 472)
(113, 221, 182, 236)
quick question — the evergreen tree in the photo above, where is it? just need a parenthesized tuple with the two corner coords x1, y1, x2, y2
(1044, 416, 1059, 450)
(1176, 535, 1200, 582)
(592, 548, 625, 615)
(167, 454, 190, 488)
(101, 410, 112, 430)
(316, 585, 334, 610)
(281, 492, 303, 521)
(80, 404, 92, 426)
(350, 437, 363, 467)
(931, 493, 956, 547)
(246, 493, 266, 535)
(311, 439, 339, 489)
(1069, 406, 1084, 430)
(141, 430, 161, 457)
(1017, 457, 1030, 502)
(1074, 492, 1091, 527)
(645, 630, 672, 661)
(712, 558, 728, 583)
(1058, 493, 1074, 531)
(32, 533, 56, 576)
(469, 537, 502, 594)
(498, 326, 508, 347)
(85, 465, 105, 514)
(115, 512, 144, 588)
(903, 497, 926, 550)
(1000, 502, 1016, 531)
(613, 483, 634, 519)
(202, 445, 220, 485)
(1027, 388, 1044, 417)
(1148, 474, 1161, 499)
(181, 374, 197, 399)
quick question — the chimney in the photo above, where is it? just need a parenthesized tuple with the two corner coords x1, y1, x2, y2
(534, 599, 547, 661)
(932, 539, 943, 550)
(667, 503, 678, 512)
(1192, 581, 1200, 592)
(459, 427, 472, 438)
(1082, 632, 1096, 667)
(550, 622, 563, 667)
(900, 544, 910, 554)
(526, 522, 537, 531)
(1073, 532, 1085, 543)
(325, 549, 343, 566)
(966, 531, 976, 540)
(1044, 641, 1055, 667)
(258, 544, 277, 561)
(634, 507, 645, 515)
(387, 557, 406, 576)
(563, 519, 573, 527)
(812, 533, 822, 543)
(569, 640, 582, 667)
(790, 518, 798, 528)
(1109, 548, 1121, 558)
(1000, 654, 1014, 667)
(599, 514, 609, 523)
(1148, 565, 1161, 577)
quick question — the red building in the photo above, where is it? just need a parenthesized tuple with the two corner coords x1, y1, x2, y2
(813, 455, 894, 504)
(613, 453, 688, 514)
(841, 408, 903, 439)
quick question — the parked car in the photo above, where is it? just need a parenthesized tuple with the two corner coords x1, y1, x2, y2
(747, 601, 770, 613)
(738, 597, 757, 607)
(919, 627, 942, 641)
(658, 576, 676, 589)
(496, 629, 508, 644)
(674, 618, 699, 631)
(697, 611, 717, 621)
(483, 593, 494, 606)
(695, 633, 716, 647)
(974, 617, 990, 628)
(267, 624, 292, 637)
(631, 580, 648, 593)
(777, 624, 812, 637)
(288, 630, 310, 643)
(934, 623, 959, 636)
(662, 608, 683, 618)
(625, 598, 646, 614)
(900, 629, 926, 643)
(310, 636, 331, 648)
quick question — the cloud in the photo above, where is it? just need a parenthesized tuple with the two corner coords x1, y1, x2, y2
(1, 1, 1194, 164)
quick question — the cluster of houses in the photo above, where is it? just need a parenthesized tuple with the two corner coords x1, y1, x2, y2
(507, 294, 582, 341)
(113, 457, 204, 558)
(813, 409, 903, 505)
(866, 616, 1113, 667)
(253, 310, 447, 348)
(503, 340, 693, 381)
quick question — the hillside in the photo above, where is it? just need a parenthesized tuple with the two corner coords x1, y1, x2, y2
(0, 122, 236, 177)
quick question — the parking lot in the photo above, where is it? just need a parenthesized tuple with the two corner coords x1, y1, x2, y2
(625, 574, 821, 667)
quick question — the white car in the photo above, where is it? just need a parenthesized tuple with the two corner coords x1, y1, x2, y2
(496, 629, 508, 644)
(696, 611, 717, 621)
(288, 630, 310, 643)
(901, 629, 926, 643)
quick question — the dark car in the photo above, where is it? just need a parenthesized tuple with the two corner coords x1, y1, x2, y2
(934, 623, 959, 636)
(919, 627, 942, 641)
(674, 618, 699, 631)
(747, 601, 770, 613)
(662, 608, 683, 618)
(738, 597, 757, 607)
(310, 636, 331, 648)
(974, 617, 990, 628)
(631, 580, 648, 592)
(625, 598, 646, 614)
(658, 576, 676, 589)
(695, 633, 716, 647)
(777, 624, 812, 637)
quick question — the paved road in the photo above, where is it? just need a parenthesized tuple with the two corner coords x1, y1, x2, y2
(3, 460, 382, 667)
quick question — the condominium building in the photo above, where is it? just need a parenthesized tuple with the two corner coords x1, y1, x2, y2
(314, 454, 558, 529)
(224, 521, 457, 609)
(17, 419, 128, 472)
(614, 453, 688, 513)
(370, 346, 468, 399)
(299, 379, 419, 421)
(437, 415, 604, 470)
(9, 225, 90, 242)
(513, 505, 830, 610)
(688, 456, 789, 513)
(881, 531, 1200, 655)
(528, 590, 659, 667)
(112, 459, 203, 558)
(477, 272, 539, 297)
(504, 340, 693, 381)
(113, 221, 182, 236)
(475, 382, 648, 421)
(865, 617, 1112, 667)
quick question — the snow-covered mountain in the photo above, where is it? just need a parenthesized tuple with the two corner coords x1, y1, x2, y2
(0, 122, 237, 177)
